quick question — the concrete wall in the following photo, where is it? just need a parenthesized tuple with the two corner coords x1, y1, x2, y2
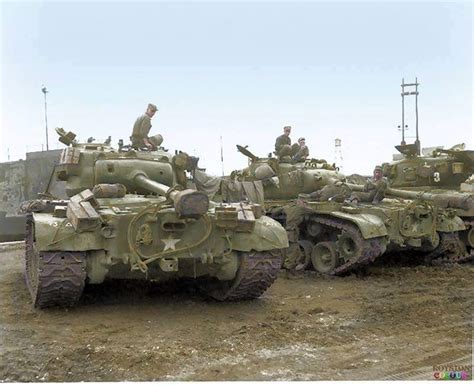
(25, 150, 65, 201)
(0, 149, 66, 242)
(0, 159, 26, 215)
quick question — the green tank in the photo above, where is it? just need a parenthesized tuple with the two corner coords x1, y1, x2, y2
(382, 143, 474, 189)
(375, 77, 474, 262)
(231, 145, 343, 199)
(23, 129, 288, 308)
(224, 146, 466, 274)
(381, 143, 474, 262)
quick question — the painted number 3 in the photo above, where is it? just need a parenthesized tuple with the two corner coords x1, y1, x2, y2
(433, 172, 441, 182)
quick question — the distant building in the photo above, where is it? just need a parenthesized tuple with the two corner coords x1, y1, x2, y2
(0, 149, 66, 241)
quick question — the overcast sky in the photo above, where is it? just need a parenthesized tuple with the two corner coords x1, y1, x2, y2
(1, 0, 472, 175)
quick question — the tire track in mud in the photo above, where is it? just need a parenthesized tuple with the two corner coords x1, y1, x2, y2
(1, 244, 473, 381)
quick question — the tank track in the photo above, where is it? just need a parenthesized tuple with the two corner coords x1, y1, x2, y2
(311, 215, 387, 275)
(206, 251, 282, 301)
(425, 230, 473, 266)
(25, 215, 86, 308)
(463, 219, 474, 254)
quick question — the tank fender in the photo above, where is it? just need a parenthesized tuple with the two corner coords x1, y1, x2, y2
(329, 212, 388, 239)
(33, 213, 104, 251)
(436, 213, 466, 233)
(230, 215, 289, 251)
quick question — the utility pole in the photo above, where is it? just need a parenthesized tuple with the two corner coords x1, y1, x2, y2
(400, 78, 420, 154)
(334, 138, 343, 172)
(41, 85, 49, 151)
(220, 135, 225, 176)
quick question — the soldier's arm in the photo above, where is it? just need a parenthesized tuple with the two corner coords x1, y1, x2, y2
(364, 180, 375, 192)
(376, 179, 388, 192)
(275, 137, 281, 151)
(139, 117, 152, 138)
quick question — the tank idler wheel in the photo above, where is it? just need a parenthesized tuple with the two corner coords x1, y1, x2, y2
(295, 240, 313, 271)
(464, 227, 474, 249)
(337, 231, 363, 262)
(311, 241, 339, 274)
(204, 250, 282, 301)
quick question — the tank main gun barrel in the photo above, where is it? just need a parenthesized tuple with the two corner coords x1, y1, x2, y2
(134, 173, 209, 218)
(134, 174, 177, 199)
(236, 145, 258, 161)
(345, 182, 473, 211)
(385, 187, 474, 212)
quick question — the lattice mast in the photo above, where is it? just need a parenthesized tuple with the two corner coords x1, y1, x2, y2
(334, 138, 343, 172)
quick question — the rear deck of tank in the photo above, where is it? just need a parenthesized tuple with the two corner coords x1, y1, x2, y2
(0, 241, 472, 381)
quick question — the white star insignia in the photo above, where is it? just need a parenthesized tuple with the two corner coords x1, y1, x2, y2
(162, 235, 180, 251)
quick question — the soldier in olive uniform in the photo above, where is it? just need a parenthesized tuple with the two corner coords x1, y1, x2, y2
(274, 126, 292, 156)
(292, 137, 310, 162)
(349, 165, 388, 204)
(130, 103, 163, 150)
(299, 182, 352, 202)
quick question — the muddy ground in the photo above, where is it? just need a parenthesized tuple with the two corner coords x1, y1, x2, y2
(0, 242, 472, 381)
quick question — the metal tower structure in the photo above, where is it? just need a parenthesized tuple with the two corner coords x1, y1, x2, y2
(399, 77, 420, 155)
(334, 138, 343, 172)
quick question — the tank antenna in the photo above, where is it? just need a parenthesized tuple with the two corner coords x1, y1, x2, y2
(41, 85, 49, 151)
(220, 135, 225, 176)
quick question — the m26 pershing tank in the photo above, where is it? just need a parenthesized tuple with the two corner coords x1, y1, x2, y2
(275, 192, 466, 274)
(378, 183, 474, 263)
(378, 78, 474, 262)
(24, 129, 288, 308)
(225, 146, 466, 275)
(380, 141, 474, 262)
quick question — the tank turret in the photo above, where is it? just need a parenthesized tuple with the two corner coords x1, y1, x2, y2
(232, 144, 344, 200)
(383, 144, 474, 190)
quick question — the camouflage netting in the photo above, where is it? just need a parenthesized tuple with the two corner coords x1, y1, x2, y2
(221, 180, 264, 206)
(193, 170, 265, 205)
(193, 170, 222, 200)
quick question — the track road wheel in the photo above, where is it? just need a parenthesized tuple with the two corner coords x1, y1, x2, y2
(311, 241, 339, 274)
(25, 215, 86, 308)
(337, 231, 363, 262)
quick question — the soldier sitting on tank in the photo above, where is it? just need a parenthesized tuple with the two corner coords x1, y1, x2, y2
(130, 103, 163, 150)
(275, 125, 292, 154)
(275, 126, 306, 162)
(299, 181, 352, 202)
(348, 165, 388, 204)
(292, 137, 310, 162)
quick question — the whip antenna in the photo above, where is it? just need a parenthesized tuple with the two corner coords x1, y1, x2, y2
(220, 135, 225, 176)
